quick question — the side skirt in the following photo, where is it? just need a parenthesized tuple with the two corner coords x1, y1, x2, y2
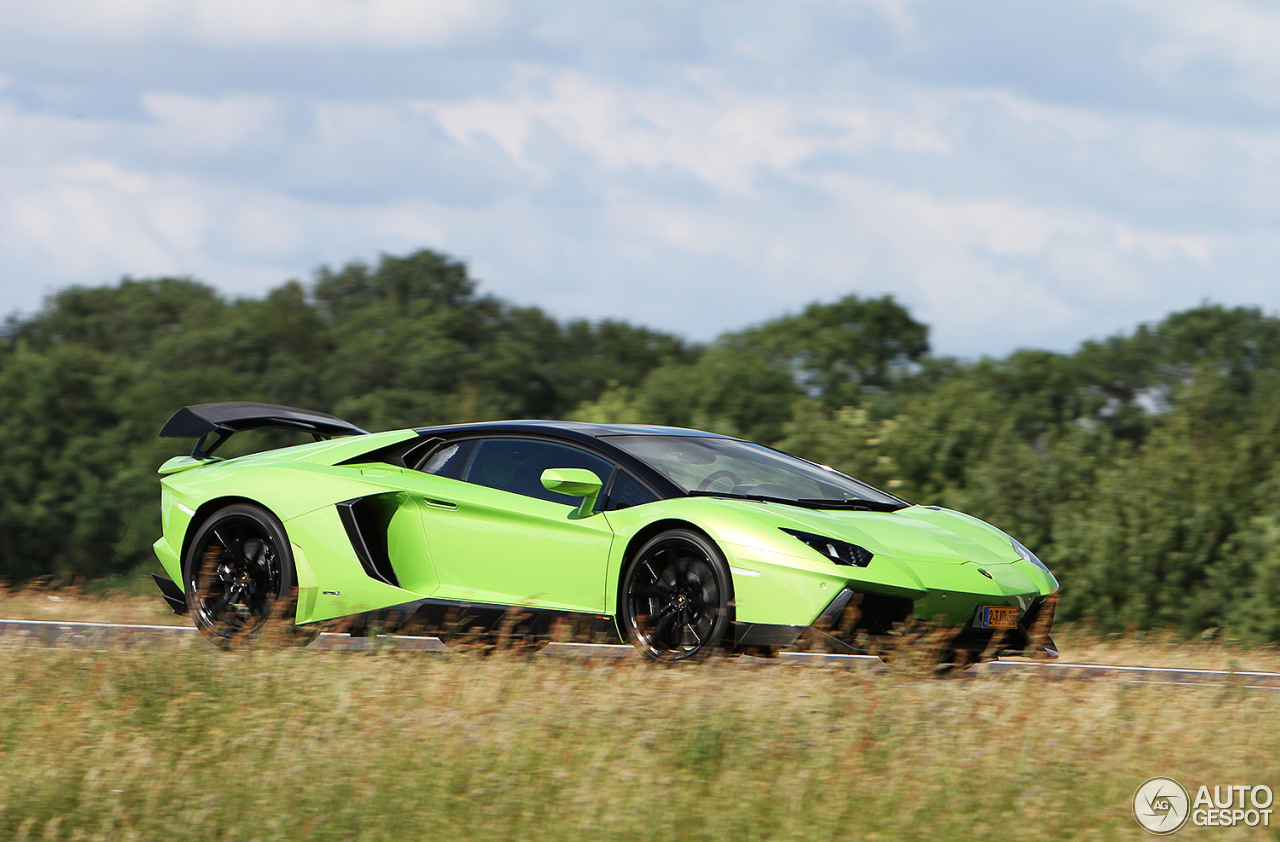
(311, 597, 625, 645)
(309, 599, 822, 652)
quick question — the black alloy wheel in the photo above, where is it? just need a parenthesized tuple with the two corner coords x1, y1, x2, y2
(184, 503, 313, 648)
(622, 529, 732, 662)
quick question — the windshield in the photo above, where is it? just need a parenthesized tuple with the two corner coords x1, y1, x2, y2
(604, 435, 906, 508)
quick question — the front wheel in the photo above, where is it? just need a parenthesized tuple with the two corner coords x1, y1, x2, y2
(183, 503, 317, 648)
(621, 529, 733, 662)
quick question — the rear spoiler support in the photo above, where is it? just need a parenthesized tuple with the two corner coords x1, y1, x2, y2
(159, 402, 367, 459)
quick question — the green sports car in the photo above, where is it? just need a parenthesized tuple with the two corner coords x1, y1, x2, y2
(151, 402, 1060, 662)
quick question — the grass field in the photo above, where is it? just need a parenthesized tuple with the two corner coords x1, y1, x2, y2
(2, 632, 1279, 841)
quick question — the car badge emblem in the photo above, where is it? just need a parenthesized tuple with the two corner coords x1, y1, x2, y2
(979, 569, 994, 579)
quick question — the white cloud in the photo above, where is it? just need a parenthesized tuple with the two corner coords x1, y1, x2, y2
(140, 94, 283, 158)
(3, 160, 201, 283)
(8, 0, 511, 47)
(424, 67, 954, 196)
(224, 202, 305, 259)
(1123, 0, 1280, 105)
(2, 1, 1280, 358)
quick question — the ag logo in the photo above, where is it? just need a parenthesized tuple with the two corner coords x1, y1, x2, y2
(1134, 777, 1190, 834)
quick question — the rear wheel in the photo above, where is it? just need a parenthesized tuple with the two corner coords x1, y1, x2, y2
(621, 529, 732, 662)
(183, 503, 316, 648)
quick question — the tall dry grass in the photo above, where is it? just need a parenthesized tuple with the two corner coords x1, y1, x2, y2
(7, 585, 1280, 672)
(2, 640, 1278, 841)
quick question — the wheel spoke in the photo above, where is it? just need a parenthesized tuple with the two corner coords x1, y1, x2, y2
(685, 561, 709, 587)
(671, 555, 694, 578)
(649, 601, 676, 624)
(691, 612, 713, 641)
(205, 585, 240, 619)
(653, 609, 678, 647)
(202, 558, 225, 589)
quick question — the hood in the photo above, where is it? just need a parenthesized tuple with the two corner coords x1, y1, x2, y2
(762, 504, 1022, 566)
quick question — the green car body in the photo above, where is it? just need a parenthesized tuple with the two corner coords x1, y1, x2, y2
(152, 403, 1059, 661)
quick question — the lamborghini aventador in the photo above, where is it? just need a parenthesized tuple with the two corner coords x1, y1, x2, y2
(151, 402, 1060, 662)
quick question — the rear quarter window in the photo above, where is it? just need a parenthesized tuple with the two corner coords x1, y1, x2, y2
(418, 440, 476, 480)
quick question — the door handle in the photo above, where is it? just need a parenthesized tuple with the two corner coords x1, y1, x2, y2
(423, 498, 458, 510)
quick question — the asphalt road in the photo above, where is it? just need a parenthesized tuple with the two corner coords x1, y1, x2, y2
(3, 617, 1279, 689)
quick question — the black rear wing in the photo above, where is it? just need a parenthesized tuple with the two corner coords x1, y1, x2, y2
(160, 402, 367, 459)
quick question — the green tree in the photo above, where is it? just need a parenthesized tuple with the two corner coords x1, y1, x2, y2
(728, 294, 929, 406)
(574, 348, 801, 443)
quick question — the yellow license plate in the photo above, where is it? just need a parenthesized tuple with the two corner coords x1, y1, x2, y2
(977, 606, 1019, 629)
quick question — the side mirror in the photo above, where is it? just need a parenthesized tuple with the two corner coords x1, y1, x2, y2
(540, 468, 603, 519)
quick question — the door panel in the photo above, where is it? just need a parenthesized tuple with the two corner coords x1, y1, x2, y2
(412, 438, 619, 613)
(419, 481, 615, 612)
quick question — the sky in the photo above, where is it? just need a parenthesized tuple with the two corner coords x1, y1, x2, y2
(2, 0, 1279, 357)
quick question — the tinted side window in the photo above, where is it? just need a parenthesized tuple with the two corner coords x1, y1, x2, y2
(418, 440, 475, 480)
(607, 472, 660, 510)
(464, 439, 614, 506)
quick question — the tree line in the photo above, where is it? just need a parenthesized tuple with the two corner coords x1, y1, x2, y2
(3, 249, 1279, 641)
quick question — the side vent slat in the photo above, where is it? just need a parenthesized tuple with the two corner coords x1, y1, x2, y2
(336, 498, 401, 588)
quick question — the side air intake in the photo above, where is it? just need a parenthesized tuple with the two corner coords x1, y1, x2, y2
(336, 497, 401, 588)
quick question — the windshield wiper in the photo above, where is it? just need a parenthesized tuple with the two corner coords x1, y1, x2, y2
(686, 491, 904, 512)
(686, 490, 792, 505)
(796, 498, 905, 512)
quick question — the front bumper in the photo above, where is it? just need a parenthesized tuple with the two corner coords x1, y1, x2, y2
(798, 586, 1060, 662)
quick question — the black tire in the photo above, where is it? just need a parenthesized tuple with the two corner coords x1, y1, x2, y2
(183, 503, 316, 648)
(621, 528, 733, 662)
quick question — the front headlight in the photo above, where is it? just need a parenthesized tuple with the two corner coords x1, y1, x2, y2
(1011, 537, 1051, 573)
(781, 528, 874, 567)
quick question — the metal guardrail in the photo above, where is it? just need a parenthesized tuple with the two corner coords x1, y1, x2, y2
(3, 618, 1280, 688)
(0, 618, 448, 652)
